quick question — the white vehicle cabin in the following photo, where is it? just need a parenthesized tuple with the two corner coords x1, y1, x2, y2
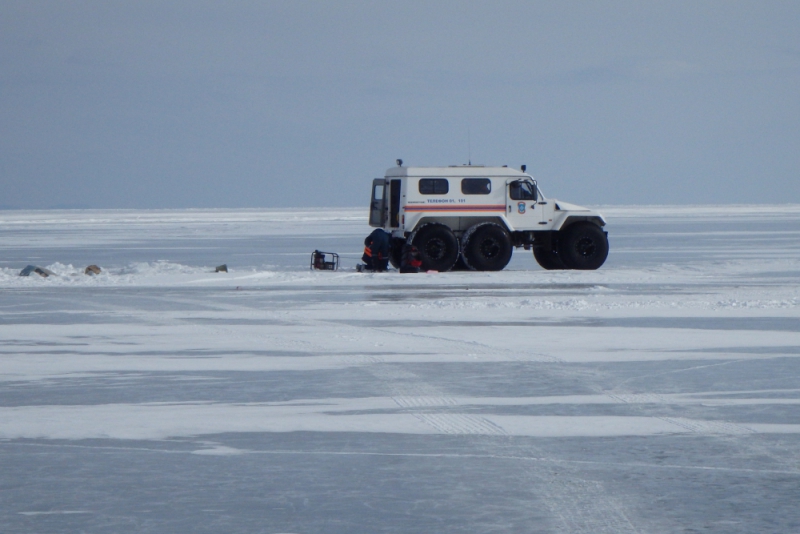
(369, 162, 608, 272)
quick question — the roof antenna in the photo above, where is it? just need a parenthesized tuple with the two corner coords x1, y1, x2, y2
(468, 127, 472, 166)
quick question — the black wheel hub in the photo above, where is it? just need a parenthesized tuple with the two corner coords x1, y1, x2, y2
(480, 239, 501, 259)
(575, 236, 596, 257)
(425, 238, 446, 260)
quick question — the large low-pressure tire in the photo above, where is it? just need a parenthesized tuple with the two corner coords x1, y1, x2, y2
(462, 223, 513, 271)
(557, 222, 609, 270)
(533, 247, 566, 270)
(389, 237, 406, 269)
(411, 223, 460, 272)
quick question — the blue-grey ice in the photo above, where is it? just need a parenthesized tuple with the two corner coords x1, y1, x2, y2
(1, 206, 799, 533)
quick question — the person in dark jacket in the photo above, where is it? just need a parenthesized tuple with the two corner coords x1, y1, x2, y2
(361, 229, 390, 271)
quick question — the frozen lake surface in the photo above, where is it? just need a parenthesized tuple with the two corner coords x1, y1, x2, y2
(1, 205, 800, 533)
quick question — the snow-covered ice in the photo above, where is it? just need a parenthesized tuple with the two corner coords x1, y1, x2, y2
(1, 205, 799, 532)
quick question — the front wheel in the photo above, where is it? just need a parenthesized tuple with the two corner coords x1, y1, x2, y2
(557, 223, 609, 270)
(462, 223, 513, 271)
(410, 223, 460, 272)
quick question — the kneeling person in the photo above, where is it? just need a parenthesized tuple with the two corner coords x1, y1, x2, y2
(362, 229, 390, 271)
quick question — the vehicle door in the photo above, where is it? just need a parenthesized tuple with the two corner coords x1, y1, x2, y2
(389, 179, 402, 228)
(369, 179, 387, 227)
(505, 179, 538, 230)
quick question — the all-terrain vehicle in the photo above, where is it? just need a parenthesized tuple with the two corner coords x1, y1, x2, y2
(368, 161, 608, 271)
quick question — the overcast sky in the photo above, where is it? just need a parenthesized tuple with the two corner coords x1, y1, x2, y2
(1, 1, 798, 209)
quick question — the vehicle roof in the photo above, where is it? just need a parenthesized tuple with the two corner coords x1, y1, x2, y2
(385, 165, 530, 178)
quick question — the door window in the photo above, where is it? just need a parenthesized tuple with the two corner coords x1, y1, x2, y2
(509, 181, 537, 201)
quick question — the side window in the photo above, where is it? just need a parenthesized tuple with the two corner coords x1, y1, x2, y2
(373, 183, 384, 200)
(509, 180, 537, 201)
(419, 178, 449, 195)
(461, 178, 491, 195)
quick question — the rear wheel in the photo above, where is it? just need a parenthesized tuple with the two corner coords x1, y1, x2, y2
(557, 223, 609, 270)
(533, 247, 566, 270)
(462, 223, 513, 271)
(410, 223, 460, 272)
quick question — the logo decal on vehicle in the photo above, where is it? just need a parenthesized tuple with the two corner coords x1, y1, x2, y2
(517, 202, 526, 214)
